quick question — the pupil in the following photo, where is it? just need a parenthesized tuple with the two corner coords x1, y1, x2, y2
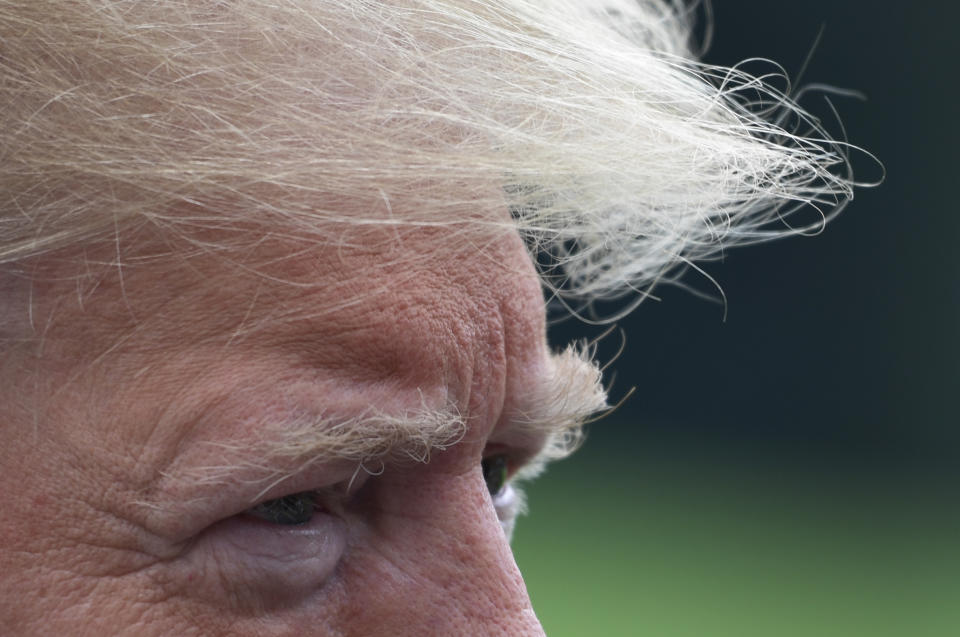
(248, 492, 316, 525)
(481, 455, 509, 496)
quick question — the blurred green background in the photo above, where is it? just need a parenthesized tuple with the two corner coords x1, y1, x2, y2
(513, 1, 959, 635)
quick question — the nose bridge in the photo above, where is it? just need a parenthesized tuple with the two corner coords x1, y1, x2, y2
(397, 470, 547, 636)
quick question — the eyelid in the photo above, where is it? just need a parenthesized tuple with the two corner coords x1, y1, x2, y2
(481, 441, 521, 471)
(483, 423, 553, 472)
(243, 466, 371, 525)
(170, 502, 349, 609)
(145, 458, 366, 543)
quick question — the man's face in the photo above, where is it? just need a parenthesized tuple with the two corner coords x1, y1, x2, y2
(0, 220, 602, 635)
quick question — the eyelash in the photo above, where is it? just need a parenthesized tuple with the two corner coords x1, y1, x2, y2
(246, 491, 319, 525)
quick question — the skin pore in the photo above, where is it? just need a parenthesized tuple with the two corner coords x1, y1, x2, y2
(0, 214, 605, 636)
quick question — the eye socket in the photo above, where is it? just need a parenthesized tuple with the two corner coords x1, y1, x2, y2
(481, 454, 509, 497)
(246, 491, 317, 525)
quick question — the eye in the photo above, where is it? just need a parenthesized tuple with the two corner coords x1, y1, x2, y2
(174, 489, 348, 606)
(246, 491, 317, 525)
(481, 454, 509, 497)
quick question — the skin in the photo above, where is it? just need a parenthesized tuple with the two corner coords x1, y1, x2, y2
(0, 217, 556, 636)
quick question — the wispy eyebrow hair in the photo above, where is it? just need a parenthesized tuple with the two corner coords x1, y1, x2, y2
(170, 404, 468, 493)
(508, 344, 609, 476)
(169, 344, 607, 495)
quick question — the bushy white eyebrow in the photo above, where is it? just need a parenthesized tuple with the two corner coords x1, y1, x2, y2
(166, 405, 469, 495)
(163, 344, 607, 496)
(508, 343, 609, 480)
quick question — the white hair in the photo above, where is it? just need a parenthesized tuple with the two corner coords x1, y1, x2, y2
(0, 0, 859, 305)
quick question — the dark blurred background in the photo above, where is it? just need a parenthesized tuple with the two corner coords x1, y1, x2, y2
(513, 1, 959, 635)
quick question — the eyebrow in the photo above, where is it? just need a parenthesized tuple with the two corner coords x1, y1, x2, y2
(170, 344, 608, 495)
(168, 405, 468, 495)
(504, 344, 609, 467)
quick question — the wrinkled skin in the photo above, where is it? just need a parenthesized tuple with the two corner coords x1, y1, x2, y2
(0, 220, 552, 636)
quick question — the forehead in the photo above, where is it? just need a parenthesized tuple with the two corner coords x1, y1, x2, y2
(234, 225, 549, 404)
(19, 220, 549, 424)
